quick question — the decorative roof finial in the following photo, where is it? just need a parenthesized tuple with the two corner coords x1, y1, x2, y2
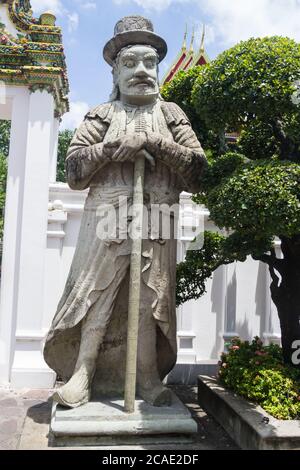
(40, 11, 56, 26)
(189, 25, 195, 53)
(200, 24, 206, 53)
(182, 23, 188, 51)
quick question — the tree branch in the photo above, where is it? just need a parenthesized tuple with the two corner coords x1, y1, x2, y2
(271, 118, 296, 160)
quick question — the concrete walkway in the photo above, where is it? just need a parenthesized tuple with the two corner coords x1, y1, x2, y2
(0, 385, 238, 450)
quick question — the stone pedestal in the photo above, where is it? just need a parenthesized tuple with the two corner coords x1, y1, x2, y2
(50, 392, 197, 447)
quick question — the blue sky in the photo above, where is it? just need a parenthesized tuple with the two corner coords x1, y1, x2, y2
(30, 0, 300, 129)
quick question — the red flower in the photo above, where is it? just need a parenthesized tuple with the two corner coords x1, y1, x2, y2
(255, 350, 267, 356)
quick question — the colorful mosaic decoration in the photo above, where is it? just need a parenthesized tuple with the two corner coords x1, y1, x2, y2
(0, 0, 69, 117)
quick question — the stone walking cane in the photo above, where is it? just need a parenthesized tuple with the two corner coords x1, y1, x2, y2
(124, 149, 151, 413)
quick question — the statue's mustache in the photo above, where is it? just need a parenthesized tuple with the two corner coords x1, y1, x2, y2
(128, 78, 156, 88)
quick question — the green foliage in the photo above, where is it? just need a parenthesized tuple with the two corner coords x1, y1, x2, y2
(219, 337, 300, 420)
(57, 129, 74, 182)
(161, 67, 204, 138)
(237, 119, 279, 161)
(0, 121, 11, 158)
(195, 152, 246, 197)
(0, 151, 7, 239)
(192, 36, 300, 134)
(176, 231, 226, 305)
(0, 121, 10, 241)
(202, 159, 300, 238)
(161, 67, 219, 153)
(169, 36, 300, 334)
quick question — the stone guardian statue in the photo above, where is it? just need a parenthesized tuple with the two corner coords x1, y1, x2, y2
(44, 15, 206, 409)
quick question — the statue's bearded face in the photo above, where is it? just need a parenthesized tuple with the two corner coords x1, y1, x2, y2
(116, 45, 159, 104)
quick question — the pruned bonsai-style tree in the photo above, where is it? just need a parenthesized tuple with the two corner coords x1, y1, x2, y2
(162, 36, 300, 366)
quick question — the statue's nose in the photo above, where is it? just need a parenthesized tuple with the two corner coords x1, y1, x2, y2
(134, 62, 148, 76)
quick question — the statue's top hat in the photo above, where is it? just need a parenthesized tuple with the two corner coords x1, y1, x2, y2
(103, 15, 167, 66)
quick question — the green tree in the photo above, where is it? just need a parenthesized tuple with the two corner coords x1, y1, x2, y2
(56, 129, 74, 182)
(162, 36, 300, 366)
(0, 121, 10, 241)
(0, 120, 11, 158)
(0, 150, 7, 239)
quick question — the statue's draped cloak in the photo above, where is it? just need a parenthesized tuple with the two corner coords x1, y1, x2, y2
(44, 100, 205, 396)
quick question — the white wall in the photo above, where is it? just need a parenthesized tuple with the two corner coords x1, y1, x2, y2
(0, 87, 60, 388)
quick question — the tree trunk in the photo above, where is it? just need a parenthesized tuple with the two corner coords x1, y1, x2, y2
(268, 236, 300, 366)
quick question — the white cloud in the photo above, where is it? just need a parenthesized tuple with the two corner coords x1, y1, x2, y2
(113, 0, 189, 12)
(60, 101, 90, 130)
(201, 0, 300, 47)
(80, 1, 97, 9)
(193, 22, 215, 49)
(113, 0, 300, 46)
(30, 0, 63, 15)
(67, 12, 79, 33)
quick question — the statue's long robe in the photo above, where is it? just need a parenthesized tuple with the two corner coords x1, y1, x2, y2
(44, 100, 205, 396)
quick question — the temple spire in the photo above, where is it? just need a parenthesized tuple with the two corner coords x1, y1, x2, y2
(189, 26, 195, 53)
(162, 21, 209, 85)
(200, 24, 205, 53)
(182, 23, 188, 51)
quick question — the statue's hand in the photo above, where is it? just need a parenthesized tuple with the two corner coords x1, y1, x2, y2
(105, 135, 155, 168)
(102, 141, 119, 159)
(106, 134, 146, 162)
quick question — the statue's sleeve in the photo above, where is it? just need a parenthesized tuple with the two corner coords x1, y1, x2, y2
(66, 110, 109, 190)
(146, 102, 206, 193)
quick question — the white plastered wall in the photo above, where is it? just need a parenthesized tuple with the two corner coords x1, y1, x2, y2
(0, 85, 60, 388)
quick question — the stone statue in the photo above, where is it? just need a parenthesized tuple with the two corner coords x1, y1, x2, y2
(44, 16, 206, 409)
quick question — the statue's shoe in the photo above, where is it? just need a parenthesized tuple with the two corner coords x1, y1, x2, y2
(137, 384, 172, 407)
(52, 387, 90, 409)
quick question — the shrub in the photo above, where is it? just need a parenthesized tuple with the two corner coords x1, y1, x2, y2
(218, 337, 300, 420)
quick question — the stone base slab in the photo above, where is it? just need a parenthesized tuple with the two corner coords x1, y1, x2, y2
(198, 375, 300, 450)
(50, 392, 197, 447)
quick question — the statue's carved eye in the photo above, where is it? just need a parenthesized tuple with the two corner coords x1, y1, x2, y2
(144, 59, 155, 69)
(124, 59, 136, 68)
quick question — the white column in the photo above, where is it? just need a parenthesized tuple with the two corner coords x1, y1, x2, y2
(0, 88, 30, 384)
(10, 90, 56, 388)
(176, 194, 204, 364)
(49, 117, 60, 182)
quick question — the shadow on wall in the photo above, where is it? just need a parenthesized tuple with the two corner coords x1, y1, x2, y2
(210, 265, 225, 361)
(255, 261, 268, 339)
(167, 363, 218, 386)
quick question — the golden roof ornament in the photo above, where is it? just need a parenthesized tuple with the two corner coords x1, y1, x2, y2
(40, 11, 56, 27)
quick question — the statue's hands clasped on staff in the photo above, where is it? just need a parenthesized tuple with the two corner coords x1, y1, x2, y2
(105, 134, 155, 167)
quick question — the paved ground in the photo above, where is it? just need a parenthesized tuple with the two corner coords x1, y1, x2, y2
(0, 385, 238, 450)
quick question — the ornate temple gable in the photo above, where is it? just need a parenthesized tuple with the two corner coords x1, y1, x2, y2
(192, 25, 209, 67)
(162, 24, 209, 85)
(181, 27, 195, 71)
(0, 0, 69, 117)
(162, 25, 188, 84)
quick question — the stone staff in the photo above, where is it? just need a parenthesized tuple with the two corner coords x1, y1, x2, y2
(124, 151, 145, 413)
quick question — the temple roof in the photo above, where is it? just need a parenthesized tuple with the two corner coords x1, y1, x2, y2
(0, 0, 69, 117)
(162, 24, 209, 85)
